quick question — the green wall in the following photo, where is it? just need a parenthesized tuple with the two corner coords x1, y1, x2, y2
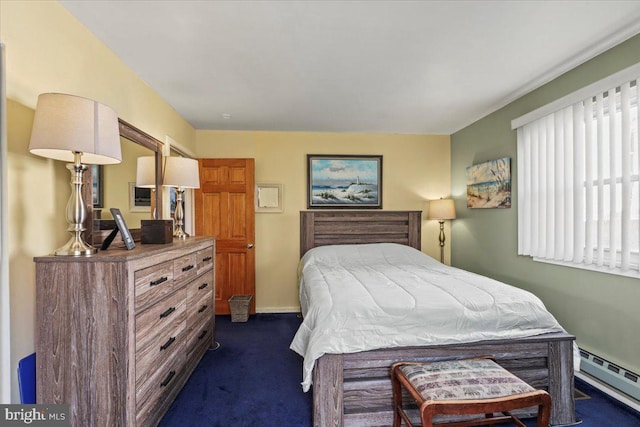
(451, 33, 640, 376)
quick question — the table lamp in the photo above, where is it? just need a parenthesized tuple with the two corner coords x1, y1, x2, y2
(163, 156, 200, 239)
(136, 156, 157, 219)
(29, 93, 121, 256)
(427, 198, 456, 263)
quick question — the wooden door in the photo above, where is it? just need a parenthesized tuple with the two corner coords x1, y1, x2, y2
(195, 159, 255, 315)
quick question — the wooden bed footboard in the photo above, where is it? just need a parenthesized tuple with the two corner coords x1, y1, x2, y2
(312, 332, 576, 427)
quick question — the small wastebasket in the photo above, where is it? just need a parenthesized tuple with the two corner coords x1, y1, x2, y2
(229, 294, 253, 322)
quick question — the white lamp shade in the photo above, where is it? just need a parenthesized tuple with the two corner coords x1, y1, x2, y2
(428, 198, 456, 220)
(136, 156, 157, 188)
(163, 156, 200, 189)
(29, 93, 121, 164)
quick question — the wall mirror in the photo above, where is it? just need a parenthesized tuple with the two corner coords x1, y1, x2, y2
(84, 119, 163, 246)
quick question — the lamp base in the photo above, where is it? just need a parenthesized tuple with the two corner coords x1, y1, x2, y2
(438, 219, 446, 264)
(173, 187, 189, 239)
(55, 234, 97, 256)
(173, 227, 190, 240)
(55, 155, 97, 256)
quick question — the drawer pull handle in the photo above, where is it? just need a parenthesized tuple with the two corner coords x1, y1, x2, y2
(150, 276, 168, 287)
(182, 264, 194, 272)
(198, 282, 209, 290)
(160, 370, 176, 388)
(160, 336, 176, 351)
(198, 330, 208, 340)
(160, 307, 176, 319)
(198, 304, 208, 313)
(202, 256, 212, 262)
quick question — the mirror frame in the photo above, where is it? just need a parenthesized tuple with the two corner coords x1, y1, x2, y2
(84, 118, 163, 246)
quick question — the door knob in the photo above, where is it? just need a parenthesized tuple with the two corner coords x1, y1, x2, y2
(247, 243, 254, 249)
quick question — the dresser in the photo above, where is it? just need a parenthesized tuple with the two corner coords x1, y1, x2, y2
(34, 237, 216, 427)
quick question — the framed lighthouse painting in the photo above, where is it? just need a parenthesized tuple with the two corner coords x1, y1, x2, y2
(307, 155, 382, 209)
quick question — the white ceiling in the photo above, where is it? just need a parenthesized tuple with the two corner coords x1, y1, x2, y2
(59, 0, 640, 135)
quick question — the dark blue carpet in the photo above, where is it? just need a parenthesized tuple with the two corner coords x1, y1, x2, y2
(159, 313, 312, 427)
(574, 379, 640, 427)
(160, 314, 640, 427)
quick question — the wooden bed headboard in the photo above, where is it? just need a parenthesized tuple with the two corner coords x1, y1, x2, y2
(300, 210, 421, 257)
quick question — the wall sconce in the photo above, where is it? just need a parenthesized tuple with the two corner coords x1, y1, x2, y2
(427, 198, 456, 263)
(29, 93, 121, 256)
(136, 156, 157, 219)
(163, 156, 200, 239)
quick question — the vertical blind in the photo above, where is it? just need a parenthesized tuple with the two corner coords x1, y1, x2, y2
(516, 72, 639, 274)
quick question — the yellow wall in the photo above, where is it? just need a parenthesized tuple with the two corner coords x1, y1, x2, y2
(1, 1, 196, 402)
(196, 131, 451, 311)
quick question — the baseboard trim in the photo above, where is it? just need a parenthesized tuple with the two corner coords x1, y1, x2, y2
(256, 306, 300, 314)
(576, 371, 640, 413)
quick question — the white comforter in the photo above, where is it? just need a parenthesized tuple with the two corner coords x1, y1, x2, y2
(290, 243, 570, 392)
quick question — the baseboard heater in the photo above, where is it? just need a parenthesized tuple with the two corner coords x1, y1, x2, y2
(579, 348, 640, 401)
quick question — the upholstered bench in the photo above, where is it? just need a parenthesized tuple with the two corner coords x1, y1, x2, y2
(390, 358, 551, 427)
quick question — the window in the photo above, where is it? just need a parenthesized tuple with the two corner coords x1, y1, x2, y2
(513, 63, 640, 277)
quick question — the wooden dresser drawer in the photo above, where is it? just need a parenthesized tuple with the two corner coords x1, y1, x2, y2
(188, 288, 214, 324)
(187, 316, 214, 358)
(187, 322, 214, 365)
(136, 347, 186, 426)
(135, 260, 175, 311)
(186, 270, 214, 308)
(135, 288, 187, 359)
(135, 318, 186, 384)
(196, 247, 214, 275)
(174, 252, 198, 284)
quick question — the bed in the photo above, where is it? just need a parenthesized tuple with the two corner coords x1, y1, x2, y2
(293, 210, 577, 427)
